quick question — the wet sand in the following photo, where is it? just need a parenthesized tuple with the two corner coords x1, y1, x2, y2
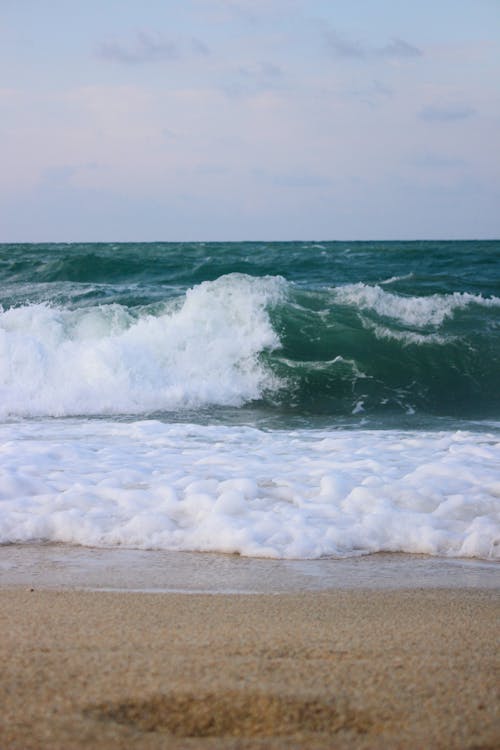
(2, 545, 499, 592)
(1, 585, 499, 749)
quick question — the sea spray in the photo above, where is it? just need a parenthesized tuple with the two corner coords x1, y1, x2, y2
(2, 269, 499, 418)
(0, 274, 284, 417)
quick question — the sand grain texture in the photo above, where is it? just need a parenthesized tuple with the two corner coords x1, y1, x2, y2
(0, 588, 498, 749)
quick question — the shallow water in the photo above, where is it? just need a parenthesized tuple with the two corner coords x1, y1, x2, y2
(1, 545, 498, 593)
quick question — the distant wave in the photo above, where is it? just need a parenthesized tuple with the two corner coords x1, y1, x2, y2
(380, 272, 414, 285)
(332, 282, 500, 327)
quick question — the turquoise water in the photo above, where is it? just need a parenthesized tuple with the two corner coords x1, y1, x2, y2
(1, 240, 499, 426)
(1, 241, 499, 559)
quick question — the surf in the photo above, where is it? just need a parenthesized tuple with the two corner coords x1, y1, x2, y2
(1, 269, 500, 419)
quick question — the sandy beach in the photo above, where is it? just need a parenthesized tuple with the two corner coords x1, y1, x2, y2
(1, 584, 498, 749)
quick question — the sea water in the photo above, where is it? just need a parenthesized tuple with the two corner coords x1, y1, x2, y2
(1, 241, 499, 560)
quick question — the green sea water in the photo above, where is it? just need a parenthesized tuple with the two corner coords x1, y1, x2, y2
(1, 240, 499, 427)
(1, 240, 500, 558)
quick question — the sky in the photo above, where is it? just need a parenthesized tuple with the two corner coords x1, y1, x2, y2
(1, 0, 499, 241)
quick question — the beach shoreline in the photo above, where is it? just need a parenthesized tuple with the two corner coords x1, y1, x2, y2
(2, 544, 499, 593)
(1, 550, 498, 749)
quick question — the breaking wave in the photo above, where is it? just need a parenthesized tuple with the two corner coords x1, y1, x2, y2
(1, 273, 499, 419)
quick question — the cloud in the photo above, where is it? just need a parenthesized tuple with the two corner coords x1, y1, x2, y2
(378, 38, 422, 59)
(162, 127, 179, 140)
(324, 29, 422, 62)
(222, 61, 284, 98)
(97, 31, 180, 64)
(191, 37, 210, 56)
(419, 103, 476, 122)
(324, 30, 366, 59)
(38, 165, 77, 188)
(343, 79, 393, 107)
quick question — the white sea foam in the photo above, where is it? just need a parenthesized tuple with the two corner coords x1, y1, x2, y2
(360, 317, 450, 346)
(333, 283, 500, 327)
(0, 274, 284, 418)
(380, 273, 414, 285)
(1, 420, 499, 560)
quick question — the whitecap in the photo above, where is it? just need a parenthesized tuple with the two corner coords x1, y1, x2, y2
(332, 283, 500, 328)
(0, 274, 285, 418)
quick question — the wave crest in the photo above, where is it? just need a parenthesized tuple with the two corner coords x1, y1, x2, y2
(332, 283, 500, 327)
(0, 274, 284, 418)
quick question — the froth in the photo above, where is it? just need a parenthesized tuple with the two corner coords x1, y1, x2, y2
(0, 274, 284, 418)
(333, 283, 500, 327)
(1, 420, 498, 559)
(360, 317, 450, 346)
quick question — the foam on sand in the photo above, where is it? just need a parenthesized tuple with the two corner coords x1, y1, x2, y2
(1, 420, 498, 559)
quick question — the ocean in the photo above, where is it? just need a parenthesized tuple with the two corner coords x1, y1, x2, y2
(1, 240, 499, 561)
